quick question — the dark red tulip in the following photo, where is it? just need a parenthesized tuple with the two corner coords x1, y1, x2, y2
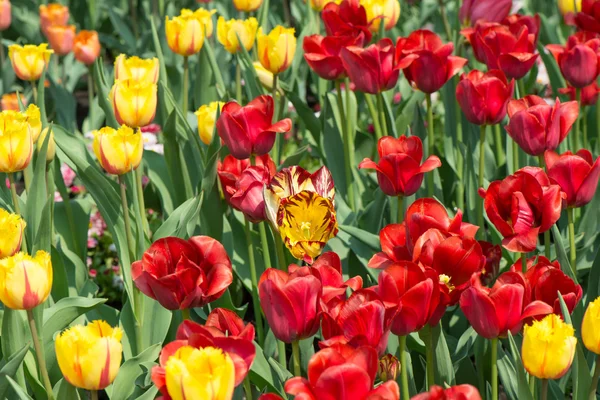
(479, 167, 565, 253)
(304, 34, 361, 81)
(322, 0, 371, 45)
(545, 149, 600, 208)
(368, 223, 411, 270)
(205, 307, 255, 342)
(217, 154, 275, 204)
(412, 384, 482, 400)
(131, 236, 233, 310)
(502, 14, 541, 45)
(396, 30, 467, 94)
(358, 136, 442, 197)
(546, 32, 600, 88)
(576, 0, 600, 33)
(459, 0, 511, 26)
(259, 267, 322, 343)
(340, 38, 399, 94)
(505, 95, 579, 156)
(456, 69, 515, 126)
(479, 241, 502, 285)
(559, 82, 600, 106)
(217, 95, 293, 159)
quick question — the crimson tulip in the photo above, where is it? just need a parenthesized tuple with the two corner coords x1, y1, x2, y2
(456, 69, 515, 126)
(340, 38, 399, 94)
(412, 385, 482, 400)
(216, 95, 293, 159)
(218, 154, 276, 204)
(576, 0, 600, 33)
(502, 14, 541, 46)
(459, 0, 511, 26)
(545, 149, 600, 208)
(546, 32, 600, 88)
(131, 236, 233, 310)
(303, 34, 361, 80)
(396, 30, 467, 94)
(480, 167, 565, 253)
(322, 0, 371, 45)
(480, 241, 502, 285)
(368, 223, 411, 270)
(358, 136, 442, 197)
(559, 82, 600, 106)
(205, 307, 255, 341)
(505, 95, 579, 156)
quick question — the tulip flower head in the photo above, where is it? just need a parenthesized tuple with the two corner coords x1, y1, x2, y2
(9, 44, 53, 81)
(114, 54, 159, 84)
(24, 104, 42, 143)
(546, 32, 600, 88)
(0, 110, 34, 173)
(0, 209, 25, 258)
(233, 0, 263, 12)
(92, 126, 143, 175)
(110, 79, 157, 128)
(193, 8, 217, 37)
(341, 38, 399, 94)
(196, 101, 224, 145)
(522, 314, 576, 380)
(502, 14, 542, 45)
(37, 127, 56, 162)
(360, 0, 401, 32)
(253, 61, 278, 90)
(379, 354, 399, 382)
(582, 297, 600, 354)
(0, 0, 11, 31)
(413, 385, 483, 400)
(73, 30, 101, 65)
(257, 26, 296, 75)
(217, 17, 259, 54)
(218, 154, 275, 204)
(459, 0, 511, 26)
(310, 0, 341, 11)
(322, 0, 372, 45)
(46, 24, 75, 56)
(0, 251, 52, 310)
(303, 34, 362, 81)
(576, 0, 600, 32)
(559, 82, 600, 106)
(39, 3, 69, 37)
(206, 307, 256, 341)
(1, 93, 26, 111)
(545, 149, 600, 208)
(165, 9, 205, 56)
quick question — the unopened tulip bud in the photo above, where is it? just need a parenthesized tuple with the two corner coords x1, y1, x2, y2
(0, 0, 11, 31)
(1, 93, 26, 111)
(39, 3, 69, 37)
(216, 17, 258, 54)
(93, 126, 143, 175)
(195, 101, 224, 145)
(233, 0, 263, 12)
(24, 104, 42, 143)
(257, 25, 296, 75)
(0, 110, 33, 173)
(378, 354, 399, 382)
(166, 10, 205, 56)
(361, 0, 401, 32)
(110, 79, 157, 128)
(114, 54, 159, 85)
(0, 251, 52, 310)
(37, 128, 56, 162)
(46, 24, 75, 56)
(73, 30, 101, 65)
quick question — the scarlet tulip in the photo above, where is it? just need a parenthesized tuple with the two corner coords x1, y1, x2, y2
(459, 0, 511, 26)
(368, 223, 411, 270)
(480, 241, 502, 285)
(303, 34, 361, 80)
(46, 24, 75, 56)
(559, 82, 600, 106)
(506, 95, 579, 156)
(0, 0, 11, 31)
(544, 149, 600, 208)
(217, 95, 292, 159)
(341, 38, 399, 94)
(546, 32, 600, 88)
(456, 69, 514, 126)
(217, 154, 276, 203)
(132, 236, 233, 310)
(358, 135, 442, 197)
(39, 3, 69, 37)
(310, 0, 341, 11)
(480, 167, 565, 252)
(412, 385, 482, 400)
(576, 0, 600, 33)
(205, 308, 255, 342)
(502, 14, 541, 45)
(73, 30, 101, 65)
(322, 0, 372, 45)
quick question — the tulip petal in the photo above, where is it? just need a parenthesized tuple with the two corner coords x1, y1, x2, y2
(314, 364, 373, 400)
(489, 283, 524, 335)
(459, 286, 500, 339)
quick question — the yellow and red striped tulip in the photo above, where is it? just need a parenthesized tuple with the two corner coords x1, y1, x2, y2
(37, 127, 56, 162)
(361, 0, 401, 32)
(0, 110, 33, 173)
(195, 101, 224, 145)
(73, 30, 101, 66)
(46, 24, 75, 56)
(0, 251, 52, 310)
(192, 8, 217, 37)
(114, 54, 159, 85)
(8, 44, 53, 81)
(165, 10, 205, 56)
(216, 17, 258, 54)
(0, 93, 26, 111)
(583, 296, 600, 354)
(257, 25, 296, 74)
(93, 125, 143, 175)
(233, 0, 263, 12)
(0, 209, 25, 258)
(110, 79, 157, 128)
(0, 0, 11, 31)
(39, 3, 69, 37)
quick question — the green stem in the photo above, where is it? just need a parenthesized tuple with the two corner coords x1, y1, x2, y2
(182, 56, 189, 117)
(494, 124, 505, 167)
(88, 69, 95, 127)
(118, 175, 135, 260)
(512, 140, 519, 173)
(423, 325, 435, 388)
(397, 196, 404, 224)
(135, 166, 150, 239)
(541, 379, 548, 400)
(278, 340, 287, 371)
(567, 207, 577, 275)
(181, 308, 191, 321)
(575, 89, 581, 151)
(243, 377, 253, 400)
(529, 374, 535, 397)
(344, 77, 355, 184)
(456, 96, 464, 211)
(521, 252, 527, 273)
(335, 81, 355, 211)
(426, 94, 435, 197)
(8, 173, 27, 251)
(377, 92, 389, 138)
(584, 106, 589, 149)
(0, 31, 4, 68)
(596, 98, 600, 152)
(271, 74, 280, 165)
(273, 229, 288, 271)
(32, 81, 38, 104)
(491, 338, 498, 400)
(478, 125, 486, 238)
(292, 340, 301, 377)
(130, 0, 138, 39)
(399, 335, 410, 400)
(365, 94, 382, 142)
(438, 0, 453, 40)
(91, 390, 98, 400)
(538, 155, 551, 258)
(236, 60, 243, 103)
(27, 309, 54, 400)
(244, 219, 265, 346)
(258, 222, 272, 269)
(589, 354, 600, 400)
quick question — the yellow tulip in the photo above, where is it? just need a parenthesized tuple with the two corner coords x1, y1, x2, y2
(216, 17, 258, 54)
(55, 320, 123, 390)
(558, 0, 581, 15)
(233, 0, 263, 12)
(165, 346, 235, 400)
(114, 54, 159, 85)
(37, 127, 55, 162)
(253, 61, 276, 91)
(93, 126, 143, 175)
(522, 314, 576, 380)
(0, 209, 25, 258)
(165, 9, 205, 56)
(192, 8, 217, 38)
(257, 25, 296, 74)
(0, 110, 33, 173)
(310, 0, 341, 11)
(582, 297, 600, 354)
(0, 251, 52, 310)
(8, 44, 53, 81)
(195, 101, 224, 145)
(110, 79, 157, 128)
(24, 104, 42, 143)
(361, 0, 401, 32)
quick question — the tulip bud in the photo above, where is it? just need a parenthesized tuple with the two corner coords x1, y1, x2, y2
(545, 149, 600, 208)
(233, 0, 263, 12)
(165, 10, 205, 56)
(1, 93, 26, 111)
(9, 44, 53, 82)
(522, 314, 576, 380)
(583, 297, 600, 354)
(24, 104, 42, 143)
(378, 354, 399, 382)
(342, 38, 400, 94)
(37, 127, 56, 162)
(114, 54, 159, 85)
(0, 251, 52, 310)
(195, 101, 224, 145)
(0, 209, 25, 258)
(0, 110, 33, 173)
(39, 3, 69, 37)
(110, 79, 157, 128)
(456, 70, 514, 126)
(73, 30, 101, 66)
(55, 320, 123, 390)
(361, 0, 401, 32)
(194, 8, 217, 37)
(257, 25, 296, 75)
(310, 0, 341, 11)
(217, 17, 258, 54)
(0, 0, 11, 31)
(93, 126, 143, 175)
(46, 24, 75, 56)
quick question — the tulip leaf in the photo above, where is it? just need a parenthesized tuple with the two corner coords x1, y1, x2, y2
(284, 89, 322, 150)
(91, 59, 120, 129)
(25, 130, 51, 253)
(5, 376, 34, 400)
(536, 42, 565, 99)
(552, 225, 577, 283)
(249, 342, 286, 397)
(109, 343, 161, 400)
(432, 324, 455, 386)
(201, 39, 227, 100)
(108, 8, 137, 53)
(52, 379, 80, 400)
(506, 332, 534, 400)
(1, 309, 29, 389)
(381, 91, 398, 138)
(0, 344, 29, 399)
(236, 47, 264, 100)
(149, 18, 169, 93)
(587, 248, 600, 303)
(143, 152, 175, 216)
(153, 194, 204, 240)
(37, 67, 48, 127)
(322, 93, 349, 200)
(452, 326, 477, 364)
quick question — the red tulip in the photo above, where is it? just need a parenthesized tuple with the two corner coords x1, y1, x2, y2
(322, 0, 371, 45)
(217, 154, 276, 205)
(459, 0, 511, 26)
(358, 136, 442, 197)
(456, 69, 514, 126)
(502, 14, 542, 46)
(340, 38, 399, 94)
(205, 307, 255, 341)
(479, 241, 502, 285)
(479, 167, 565, 253)
(559, 82, 600, 106)
(546, 32, 600, 88)
(412, 385, 482, 400)
(217, 95, 293, 159)
(545, 149, 600, 208)
(368, 223, 411, 270)
(396, 30, 467, 94)
(505, 95, 579, 156)
(304, 34, 361, 81)
(131, 236, 233, 310)
(576, 0, 600, 33)
(259, 267, 322, 343)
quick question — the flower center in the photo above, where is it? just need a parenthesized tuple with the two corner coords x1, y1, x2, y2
(439, 274, 455, 292)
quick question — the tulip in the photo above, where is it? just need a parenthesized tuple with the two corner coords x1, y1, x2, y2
(114, 55, 159, 85)
(193, 8, 217, 37)
(459, 0, 511, 25)
(379, 354, 399, 382)
(0, 209, 25, 258)
(545, 149, 600, 208)
(359, 136, 442, 196)
(0, 251, 52, 310)
(195, 101, 224, 145)
(257, 26, 296, 75)
(0, 110, 33, 173)
(73, 30, 101, 66)
(253, 61, 276, 90)
(576, 0, 600, 32)
(560, 0, 582, 15)
(0, 0, 11, 31)
(46, 24, 75, 56)
(1, 93, 26, 111)
(412, 385, 483, 400)
(216, 17, 258, 54)
(233, 0, 263, 12)
(522, 314, 576, 379)
(37, 127, 56, 162)
(165, 10, 205, 56)
(546, 32, 600, 88)
(110, 78, 157, 128)
(322, 0, 372, 45)
(55, 320, 122, 390)
(456, 69, 514, 126)
(39, 3, 69, 37)
(502, 14, 542, 45)
(480, 241, 502, 285)
(559, 82, 600, 106)
(205, 308, 255, 341)
(216, 95, 292, 159)
(360, 0, 401, 32)
(8, 44, 53, 81)
(303, 34, 361, 81)
(132, 236, 233, 310)
(92, 126, 143, 175)
(218, 154, 276, 203)
(368, 223, 411, 270)
(24, 104, 41, 142)
(396, 30, 467, 94)
(341, 38, 399, 94)
(582, 296, 600, 354)
(310, 0, 341, 11)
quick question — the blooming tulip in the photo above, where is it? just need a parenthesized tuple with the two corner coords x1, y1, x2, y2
(9, 44, 53, 81)
(165, 10, 205, 56)
(46, 24, 75, 56)
(310, 0, 341, 11)
(303, 34, 361, 80)
(522, 314, 576, 379)
(257, 26, 296, 75)
(0, 0, 11, 31)
(73, 30, 101, 66)
(359, 136, 442, 196)
(559, 82, 600, 106)
(582, 297, 600, 354)
(412, 385, 482, 400)
(456, 69, 514, 126)
(216, 17, 258, 54)
(0, 209, 25, 258)
(37, 127, 56, 162)
(24, 104, 41, 142)
(216, 95, 292, 159)
(341, 38, 399, 94)
(193, 8, 217, 37)
(396, 30, 467, 93)
(132, 236, 233, 310)
(459, 0, 511, 25)
(0, 251, 52, 310)
(233, 0, 263, 12)
(39, 3, 69, 37)
(361, 0, 401, 32)
(55, 320, 122, 390)
(110, 78, 157, 128)
(195, 101, 224, 145)
(576, 0, 600, 32)
(505, 95, 579, 156)
(0, 110, 33, 173)
(114, 54, 159, 84)
(1, 93, 26, 111)
(92, 126, 143, 175)
(502, 14, 542, 45)
(205, 308, 255, 341)
(545, 149, 600, 208)
(218, 154, 275, 203)
(546, 32, 600, 88)
(322, 0, 372, 45)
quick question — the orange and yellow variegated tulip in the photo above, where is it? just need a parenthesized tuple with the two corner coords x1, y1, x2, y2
(164, 346, 235, 400)
(582, 296, 600, 354)
(0, 209, 25, 258)
(114, 54, 159, 85)
(110, 79, 157, 128)
(0, 110, 33, 173)
(0, 0, 11, 31)
(233, 0, 263, 12)
(165, 10, 205, 56)
(522, 314, 576, 380)
(55, 320, 123, 390)
(257, 25, 296, 74)
(93, 126, 143, 175)
(37, 127, 56, 162)
(310, 0, 341, 11)
(361, 0, 401, 32)
(46, 24, 75, 55)
(73, 30, 101, 65)
(39, 3, 69, 36)
(192, 8, 217, 37)
(216, 17, 258, 54)
(24, 104, 42, 143)
(0, 251, 52, 310)
(1, 93, 26, 111)
(195, 101, 224, 145)
(8, 44, 53, 81)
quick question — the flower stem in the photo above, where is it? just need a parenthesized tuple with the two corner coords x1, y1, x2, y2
(8, 173, 27, 251)
(438, 0, 453, 40)
(292, 340, 302, 377)
(491, 337, 498, 400)
(182, 56, 189, 116)
(88, 68, 95, 126)
(258, 222, 272, 269)
(521, 252, 527, 273)
(538, 155, 552, 258)
(541, 379, 548, 400)
(399, 335, 410, 400)
(27, 309, 54, 400)
(271, 73, 280, 166)
(567, 207, 577, 275)
(91, 390, 98, 400)
(244, 219, 265, 347)
(278, 340, 287, 372)
(478, 125, 486, 239)
(584, 106, 589, 148)
(529, 374, 535, 396)
(31, 81, 38, 104)
(273, 229, 288, 271)
(243, 377, 253, 400)
(493, 124, 504, 167)
(589, 354, 600, 400)
(237, 60, 243, 104)
(397, 196, 404, 224)
(335, 80, 355, 211)
(118, 175, 135, 260)
(135, 167, 150, 239)
(181, 308, 191, 321)
(425, 94, 435, 197)
(377, 92, 389, 138)
(421, 324, 436, 388)
(365, 94, 382, 142)
(0, 31, 4, 67)
(456, 98, 464, 210)
(596, 98, 600, 151)
(575, 89, 581, 151)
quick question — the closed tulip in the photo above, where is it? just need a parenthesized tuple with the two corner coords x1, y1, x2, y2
(0, 251, 52, 310)
(217, 17, 258, 54)
(165, 10, 205, 56)
(55, 320, 122, 390)
(1, 93, 26, 111)
(114, 54, 159, 84)
(546, 32, 600, 88)
(560, 0, 582, 15)
(341, 38, 399, 94)
(0, 209, 25, 258)
(93, 126, 143, 175)
(545, 149, 600, 208)
(456, 69, 514, 126)
(37, 127, 56, 162)
(110, 78, 157, 128)
(576, 0, 600, 32)
(195, 101, 224, 145)
(379, 354, 399, 382)
(303, 34, 361, 80)
(0, 0, 11, 31)
(412, 385, 482, 400)
(233, 0, 263, 12)
(46, 24, 75, 56)
(218, 154, 275, 204)
(24, 104, 42, 142)
(9, 44, 53, 81)
(73, 30, 101, 65)
(0, 110, 33, 173)
(361, 0, 401, 32)
(322, 0, 371, 45)
(193, 8, 217, 37)
(559, 82, 600, 106)
(522, 314, 576, 379)
(582, 297, 600, 354)
(310, 0, 341, 11)
(39, 3, 69, 37)
(205, 308, 255, 341)
(257, 26, 296, 75)
(459, 0, 511, 25)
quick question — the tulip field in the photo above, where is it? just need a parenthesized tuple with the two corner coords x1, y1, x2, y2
(3, 0, 600, 398)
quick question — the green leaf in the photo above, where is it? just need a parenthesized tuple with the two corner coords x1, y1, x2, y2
(1, 309, 29, 389)
(237, 49, 263, 100)
(537, 42, 565, 99)
(202, 39, 227, 99)
(507, 332, 534, 400)
(6, 376, 34, 400)
(109, 344, 161, 400)
(143, 151, 175, 216)
(285, 89, 322, 150)
(52, 379, 80, 400)
(108, 8, 137, 52)
(91, 60, 119, 129)
(432, 324, 455, 386)
(249, 342, 285, 396)
(0, 345, 29, 399)
(26, 130, 51, 252)
(37, 68, 48, 127)
(552, 225, 577, 283)
(154, 195, 204, 240)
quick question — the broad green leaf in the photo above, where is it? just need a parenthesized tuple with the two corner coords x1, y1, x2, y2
(109, 344, 161, 400)
(6, 376, 34, 400)
(432, 324, 455, 386)
(153, 195, 203, 240)
(26, 131, 51, 252)
(91, 60, 119, 129)
(0, 345, 29, 399)
(1, 309, 29, 389)
(552, 225, 577, 283)
(507, 332, 534, 400)
(144, 152, 175, 216)
(52, 379, 81, 400)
